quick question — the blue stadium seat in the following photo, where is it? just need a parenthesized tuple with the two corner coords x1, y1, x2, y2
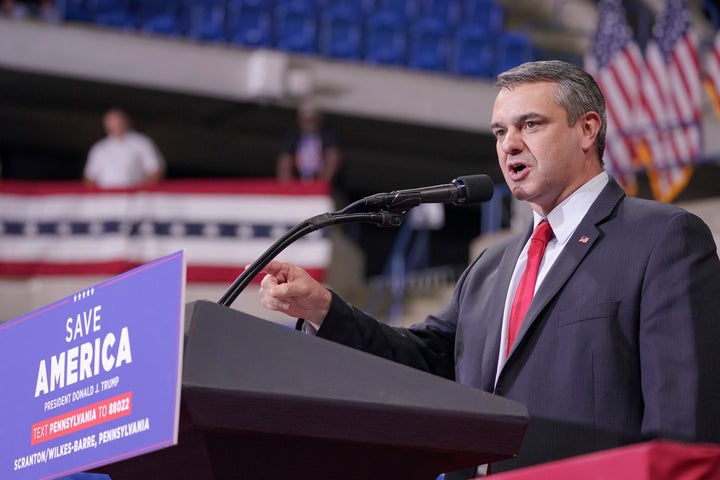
(376, 0, 418, 18)
(86, 0, 135, 29)
(450, 22, 495, 77)
(324, 0, 373, 13)
(463, 0, 504, 33)
(419, 0, 461, 26)
(365, 9, 407, 65)
(58, 0, 90, 22)
(494, 31, 535, 76)
(319, 4, 363, 59)
(137, 0, 183, 36)
(275, 0, 318, 53)
(183, 0, 228, 41)
(227, 0, 273, 47)
(408, 16, 448, 71)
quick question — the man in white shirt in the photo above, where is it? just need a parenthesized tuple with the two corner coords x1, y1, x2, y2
(83, 109, 165, 189)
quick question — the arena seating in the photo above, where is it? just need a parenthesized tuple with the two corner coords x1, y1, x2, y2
(55, 0, 537, 78)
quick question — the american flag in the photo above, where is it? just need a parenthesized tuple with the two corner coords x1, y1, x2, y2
(584, 0, 645, 194)
(704, 30, 720, 119)
(640, 0, 701, 202)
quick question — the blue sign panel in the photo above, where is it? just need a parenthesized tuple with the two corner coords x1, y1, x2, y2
(0, 251, 186, 479)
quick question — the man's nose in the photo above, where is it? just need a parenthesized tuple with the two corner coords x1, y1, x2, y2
(501, 129, 524, 155)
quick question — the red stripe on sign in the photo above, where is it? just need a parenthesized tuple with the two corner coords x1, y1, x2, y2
(31, 391, 133, 445)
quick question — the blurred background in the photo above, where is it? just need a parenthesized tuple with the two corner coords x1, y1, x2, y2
(1, 0, 720, 326)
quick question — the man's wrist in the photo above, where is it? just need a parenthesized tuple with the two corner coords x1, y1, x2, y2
(305, 288, 332, 328)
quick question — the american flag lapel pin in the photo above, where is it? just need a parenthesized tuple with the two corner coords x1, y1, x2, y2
(579, 235, 590, 244)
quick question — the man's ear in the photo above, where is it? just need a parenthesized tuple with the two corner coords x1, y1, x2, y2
(579, 111, 602, 153)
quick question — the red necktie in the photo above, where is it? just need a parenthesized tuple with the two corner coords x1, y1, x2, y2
(507, 220, 553, 354)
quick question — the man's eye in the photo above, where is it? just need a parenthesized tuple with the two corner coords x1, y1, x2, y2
(524, 121, 537, 129)
(494, 130, 505, 138)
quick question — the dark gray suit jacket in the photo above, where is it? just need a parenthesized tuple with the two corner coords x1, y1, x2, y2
(315, 178, 720, 474)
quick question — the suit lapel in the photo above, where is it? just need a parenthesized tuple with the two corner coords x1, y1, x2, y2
(505, 179, 626, 361)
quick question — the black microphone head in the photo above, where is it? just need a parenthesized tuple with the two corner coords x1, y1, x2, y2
(453, 174, 494, 205)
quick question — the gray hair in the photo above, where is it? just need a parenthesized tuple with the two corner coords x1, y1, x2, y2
(495, 60, 607, 162)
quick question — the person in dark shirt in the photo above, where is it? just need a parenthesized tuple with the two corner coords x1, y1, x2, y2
(276, 100, 341, 184)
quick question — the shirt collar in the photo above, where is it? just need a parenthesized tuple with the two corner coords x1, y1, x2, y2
(532, 171, 609, 245)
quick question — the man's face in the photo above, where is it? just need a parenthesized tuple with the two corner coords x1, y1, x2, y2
(103, 111, 129, 138)
(299, 112, 320, 134)
(491, 82, 600, 216)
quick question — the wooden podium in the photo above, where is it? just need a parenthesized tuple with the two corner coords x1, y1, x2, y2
(98, 300, 528, 480)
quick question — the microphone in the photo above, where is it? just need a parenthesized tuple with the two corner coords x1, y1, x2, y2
(219, 175, 493, 306)
(363, 174, 494, 210)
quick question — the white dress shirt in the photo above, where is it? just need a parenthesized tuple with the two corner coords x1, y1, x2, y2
(495, 171, 609, 381)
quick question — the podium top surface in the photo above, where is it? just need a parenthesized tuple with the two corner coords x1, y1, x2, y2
(182, 300, 528, 460)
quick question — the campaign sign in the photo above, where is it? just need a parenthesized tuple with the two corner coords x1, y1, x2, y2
(0, 251, 186, 479)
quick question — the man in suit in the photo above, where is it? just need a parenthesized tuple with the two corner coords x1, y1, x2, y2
(257, 60, 720, 476)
